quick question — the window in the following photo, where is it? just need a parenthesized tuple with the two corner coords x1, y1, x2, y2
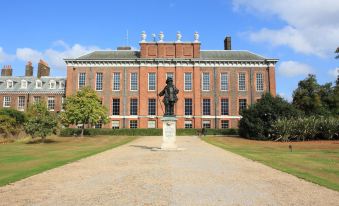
(148, 120, 156, 128)
(59, 81, 65, 89)
(238, 73, 246, 91)
(61, 97, 65, 110)
(6, 80, 13, 89)
(47, 96, 55, 111)
(96, 73, 103, 91)
(256, 73, 264, 91)
(148, 73, 156, 91)
(17, 96, 25, 110)
(130, 120, 138, 128)
(239, 99, 247, 114)
(202, 73, 210, 91)
(112, 120, 119, 129)
(112, 72, 120, 91)
(33, 96, 41, 103)
(184, 73, 192, 91)
(36, 80, 42, 88)
(3, 96, 11, 107)
(221, 120, 229, 129)
(130, 73, 138, 91)
(202, 120, 211, 128)
(21, 80, 27, 89)
(202, 99, 211, 115)
(221, 99, 229, 115)
(130, 99, 138, 115)
(166, 72, 174, 81)
(78, 73, 86, 89)
(220, 73, 228, 91)
(185, 120, 193, 128)
(49, 80, 56, 89)
(148, 98, 156, 115)
(112, 98, 120, 115)
(184, 98, 193, 115)
(95, 120, 103, 128)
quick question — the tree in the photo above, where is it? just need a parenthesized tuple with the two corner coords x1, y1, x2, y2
(24, 101, 58, 142)
(60, 87, 108, 136)
(239, 93, 301, 140)
(0, 108, 26, 137)
(335, 47, 339, 59)
(0, 108, 26, 125)
(0, 115, 17, 138)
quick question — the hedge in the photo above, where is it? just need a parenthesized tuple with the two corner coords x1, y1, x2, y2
(59, 128, 238, 137)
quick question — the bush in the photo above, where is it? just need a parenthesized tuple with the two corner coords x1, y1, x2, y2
(0, 108, 26, 125)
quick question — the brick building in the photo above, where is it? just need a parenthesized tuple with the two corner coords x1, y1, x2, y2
(65, 32, 277, 129)
(0, 60, 66, 112)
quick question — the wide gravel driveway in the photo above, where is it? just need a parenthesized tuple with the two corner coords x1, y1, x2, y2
(0, 136, 338, 206)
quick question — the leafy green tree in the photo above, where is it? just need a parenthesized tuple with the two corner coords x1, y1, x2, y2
(335, 47, 339, 59)
(0, 115, 17, 138)
(239, 93, 301, 140)
(24, 101, 58, 142)
(60, 87, 108, 136)
(0, 108, 26, 125)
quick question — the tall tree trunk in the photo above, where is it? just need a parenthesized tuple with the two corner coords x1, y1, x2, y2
(81, 124, 84, 137)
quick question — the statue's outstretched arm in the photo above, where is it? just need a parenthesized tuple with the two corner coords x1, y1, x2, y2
(159, 89, 165, 96)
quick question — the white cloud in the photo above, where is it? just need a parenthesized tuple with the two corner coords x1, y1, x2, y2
(233, 0, 339, 57)
(0, 47, 15, 62)
(328, 67, 339, 78)
(278, 61, 313, 77)
(16, 48, 43, 63)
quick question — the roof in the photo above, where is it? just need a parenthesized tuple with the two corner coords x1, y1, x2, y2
(75, 50, 272, 61)
(0, 76, 66, 94)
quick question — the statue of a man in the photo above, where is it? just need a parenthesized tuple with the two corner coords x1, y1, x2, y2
(159, 77, 179, 116)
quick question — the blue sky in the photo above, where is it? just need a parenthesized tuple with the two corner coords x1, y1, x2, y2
(0, 0, 338, 101)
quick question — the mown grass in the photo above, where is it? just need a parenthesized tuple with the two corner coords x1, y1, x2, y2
(202, 136, 339, 191)
(0, 135, 136, 186)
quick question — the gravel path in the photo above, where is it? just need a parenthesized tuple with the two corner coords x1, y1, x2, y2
(0, 136, 338, 206)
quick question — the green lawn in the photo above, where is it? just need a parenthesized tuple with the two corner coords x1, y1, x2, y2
(0, 136, 136, 186)
(202, 136, 339, 191)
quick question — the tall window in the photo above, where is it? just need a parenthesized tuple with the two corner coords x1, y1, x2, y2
(202, 73, 210, 91)
(130, 73, 138, 91)
(185, 98, 193, 115)
(148, 73, 156, 91)
(221, 120, 229, 128)
(112, 72, 120, 91)
(6, 80, 13, 89)
(148, 98, 156, 115)
(130, 99, 138, 115)
(95, 120, 102, 128)
(47, 96, 55, 111)
(220, 73, 228, 91)
(21, 80, 27, 89)
(202, 120, 211, 128)
(238, 73, 246, 91)
(78, 73, 86, 89)
(256, 73, 264, 91)
(3, 96, 11, 107)
(17, 96, 25, 110)
(112, 99, 120, 115)
(166, 72, 174, 81)
(112, 120, 120, 129)
(202, 99, 211, 115)
(61, 97, 65, 110)
(184, 73, 192, 91)
(96, 73, 103, 91)
(221, 98, 229, 115)
(185, 120, 193, 128)
(33, 96, 41, 103)
(239, 99, 247, 114)
(130, 120, 138, 128)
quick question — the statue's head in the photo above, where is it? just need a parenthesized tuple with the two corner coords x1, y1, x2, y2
(166, 77, 173, 85)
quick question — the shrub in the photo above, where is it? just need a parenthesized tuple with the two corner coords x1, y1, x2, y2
(0, 115, 17, 138)
(0, 108, 26, 125)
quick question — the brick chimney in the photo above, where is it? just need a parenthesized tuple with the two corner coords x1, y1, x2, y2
(37, 59, 50, 78)
(25, 61, 33, 76)
(224, 36, 231, 50)
(1, 65, 13, 76)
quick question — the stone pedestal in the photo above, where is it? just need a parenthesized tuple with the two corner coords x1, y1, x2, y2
(161, 116, 178, 150)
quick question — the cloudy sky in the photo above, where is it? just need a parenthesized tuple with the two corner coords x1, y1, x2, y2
(0, 0, 338, 100)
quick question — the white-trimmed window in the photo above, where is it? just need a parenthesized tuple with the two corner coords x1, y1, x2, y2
(202, 73, 210, 91)
(112, 98, 120, 115)
(220, 73, 228, 91)
(185, 98, 193, 115)
(47, 96, 55, 111)
(166, 72, 174, 81)
(221, 120, 229, 129)
(95, 120, 103, 128)
(78, 73, 86, 89)
(148, 98, 156, 115)
(61, 97, 65, 110)
(36, 80, 42, 88)
(130, 120, 138, 128)
(239, 99, 247, 114)
(112, 120, 120, 129)
(21, 80, 27, 89)
(33, 96, 41, 103)
(59, 81, 65, 89)
(184, 73, 192, 91)
(148, 73, 156, 91)
(17, 96, 25, 110)
(130, 99, 138, 115)
(256, 73, 264, 91)
(202, 99, 211, 115)
(130, 73, 138, 91)
(49, 80, 56, 89)
(112, 72, 120, 91)
(148, 120, 156, 128)
(238, 73, 246, 91)
(185, 120, 193, 128)
(221, 98, 229, 115)
(96, 73, 103, 91)
(6, 80, 13, 89)
(3, 96, 11, 107)
(202, 120, 211, 128)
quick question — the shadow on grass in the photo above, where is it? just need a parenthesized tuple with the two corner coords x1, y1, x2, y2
(26, 139, 58, 144)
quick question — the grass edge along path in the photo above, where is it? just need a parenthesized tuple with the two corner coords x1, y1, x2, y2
(0, 136, 136, 187)
(202, 136, 339, 192)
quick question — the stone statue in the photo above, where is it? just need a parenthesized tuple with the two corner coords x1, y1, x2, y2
(159, 77, 179, 116)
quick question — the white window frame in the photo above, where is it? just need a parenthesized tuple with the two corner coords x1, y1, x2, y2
(112, 120, 120, 129)
(202, 73, 210, 91)
(148, 73, 156, 91)
(36, 80, 42, 89)
(184, 120, 193, 128)
(33, 96, 41, 103)
(202, 99, 211, 115)
(220, 73, 228, 91)
(59, 81, 65, 89)
(221, 120, 229, 129)
(130, 98, 138, 115)
(49, 80, 56, 89)
(148, 98, 156, 115)
(130, 72, 138, 91)
(17, 96, 25, 111)
(130, 120, 138, 128)
(184, 98, 193, 115)
(238, 73, 246, 91)
(61, 97, 65, 111)
(148, 120, 156, 128)
(78, 73, 86, 89)
(202, 120, 211, 128)
(96, 73, 103, 91)
(3, 96, 11, 107)
(6, 80, 13, 89)
(21, 80, 27, 89)
(256, 73, 264, 91)
(47, 96, 55, 111)
(184, 72, 192, 91)
(112, 72, 120, 91)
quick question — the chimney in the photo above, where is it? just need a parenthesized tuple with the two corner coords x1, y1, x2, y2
(117, 46, 131, 50)
(37, 59, 50, 78)
(25, 61, 33, 76)
(224, 36, 231, 50)
(1, 65, 13, 76)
